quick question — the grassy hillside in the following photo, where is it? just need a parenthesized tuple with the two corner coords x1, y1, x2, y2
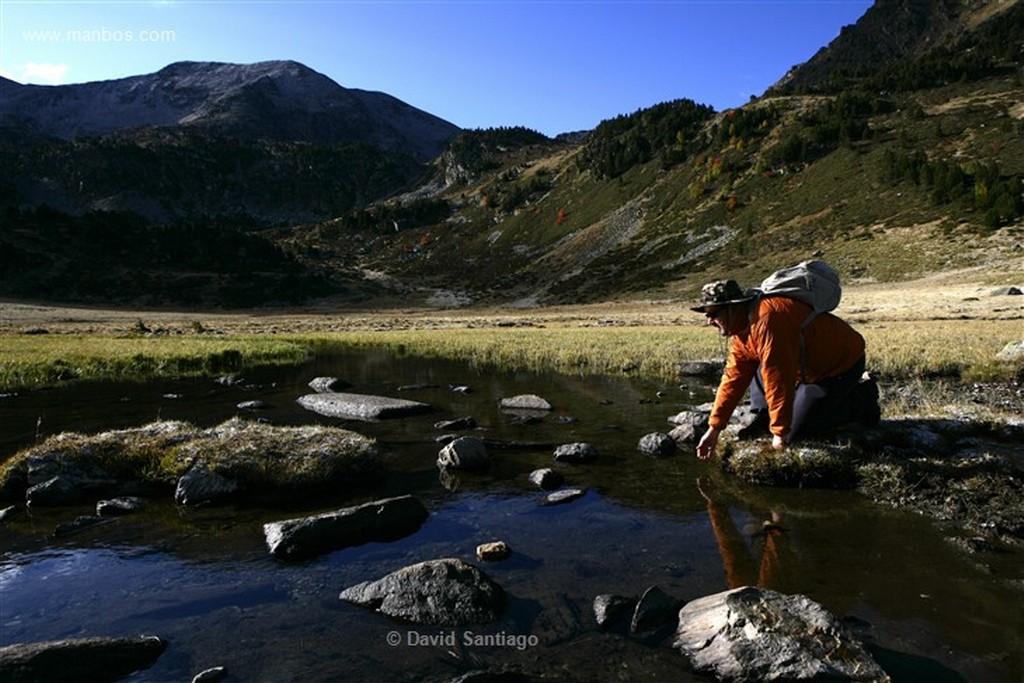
(286, 69, 1022, 307)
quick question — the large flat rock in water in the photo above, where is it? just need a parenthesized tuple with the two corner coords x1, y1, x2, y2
(297, 392, 432, 421)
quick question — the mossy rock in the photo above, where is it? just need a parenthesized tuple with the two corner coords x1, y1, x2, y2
(0, 418, 380, 504)
(722, 440, 859, 489)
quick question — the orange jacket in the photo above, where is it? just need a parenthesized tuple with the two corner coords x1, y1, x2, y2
(709, 296, 865, 439)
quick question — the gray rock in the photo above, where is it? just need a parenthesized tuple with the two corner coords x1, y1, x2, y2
(541, 487, 587, 506)
(631, 585, 682, 634)
(668, 423, 701, 444)
(264, 495, 429, 560)
(96, 496, 147, 516)
(0, 635, 166, 682)
(499, 394, 552, 411)
(340, 558, 505, 625)
(174, 463, 240, 506)
(667, 409, 710, 429)
(593, 594, 636, 628)
(308, 376, 350, 393)
(297, 392, 432, 421)
(528, 468, 564, 490)
(437, 436, 490, 471)
(674, 586, 889, 682)
(553, 442, 599, 463)
(638, 432, 676, 457)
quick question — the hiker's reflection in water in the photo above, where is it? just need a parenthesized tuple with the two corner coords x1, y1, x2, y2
(697, 477, 799, 591)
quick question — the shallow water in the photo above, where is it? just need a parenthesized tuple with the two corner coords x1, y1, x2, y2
(1, 351, 1021, 682)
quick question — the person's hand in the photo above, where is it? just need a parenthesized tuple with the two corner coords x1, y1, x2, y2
(696, 427, 721, 460)
(771, 434, 785, 450)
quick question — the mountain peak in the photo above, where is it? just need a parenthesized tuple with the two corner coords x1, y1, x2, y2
(0, 60, 459, 159)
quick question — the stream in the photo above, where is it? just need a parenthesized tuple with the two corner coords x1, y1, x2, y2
(1, 350, 1021, 682)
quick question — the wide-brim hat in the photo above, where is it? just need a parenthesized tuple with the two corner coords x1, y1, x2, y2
(690, 279, 757, 313)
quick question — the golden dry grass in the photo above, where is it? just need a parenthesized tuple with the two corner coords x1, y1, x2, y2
(0, 269, 1021, 395)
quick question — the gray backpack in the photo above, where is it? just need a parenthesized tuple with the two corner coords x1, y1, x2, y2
(756, 259, 842, 328)
(755, 260, 843, 377)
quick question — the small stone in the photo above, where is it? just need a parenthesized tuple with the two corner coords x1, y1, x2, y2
(553, 442, 599, 463)
(236, 400, 272, 410)
(499, 394, 552, 411)
(476, 541, 511, 562)
(308, 376, 349, 393)
(593, 594, 636, 628)
(528, 468, 564, 490)
(541, 488, 587, 506)
(437, 436, 490, 471)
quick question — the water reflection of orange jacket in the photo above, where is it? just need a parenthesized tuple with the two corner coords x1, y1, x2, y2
(709, 297, 865, 440)
(705, 499, 788, 590)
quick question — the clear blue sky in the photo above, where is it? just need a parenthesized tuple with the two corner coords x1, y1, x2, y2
(0, 0, 873, 137)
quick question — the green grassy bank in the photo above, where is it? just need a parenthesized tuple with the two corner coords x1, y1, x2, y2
(1, 318, 1019, 394)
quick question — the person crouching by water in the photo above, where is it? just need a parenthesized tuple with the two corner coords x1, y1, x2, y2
(692, 279, 880, 460)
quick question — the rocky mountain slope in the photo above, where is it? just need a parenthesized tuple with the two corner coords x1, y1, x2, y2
(0, 60, 458, 159)
(315, 0, 1022, 307)
(1, 0, 1022, 308)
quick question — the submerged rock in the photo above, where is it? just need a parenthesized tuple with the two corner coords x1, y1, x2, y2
(297, 392, 432, 420)
(264, 495, 429, 560)
(0, 635, 166, 682)
(674, 586, 889, 682)
(340, 558, 505, 625)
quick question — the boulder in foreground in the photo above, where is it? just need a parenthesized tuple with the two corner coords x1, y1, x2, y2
(675, 586, 889, 682)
